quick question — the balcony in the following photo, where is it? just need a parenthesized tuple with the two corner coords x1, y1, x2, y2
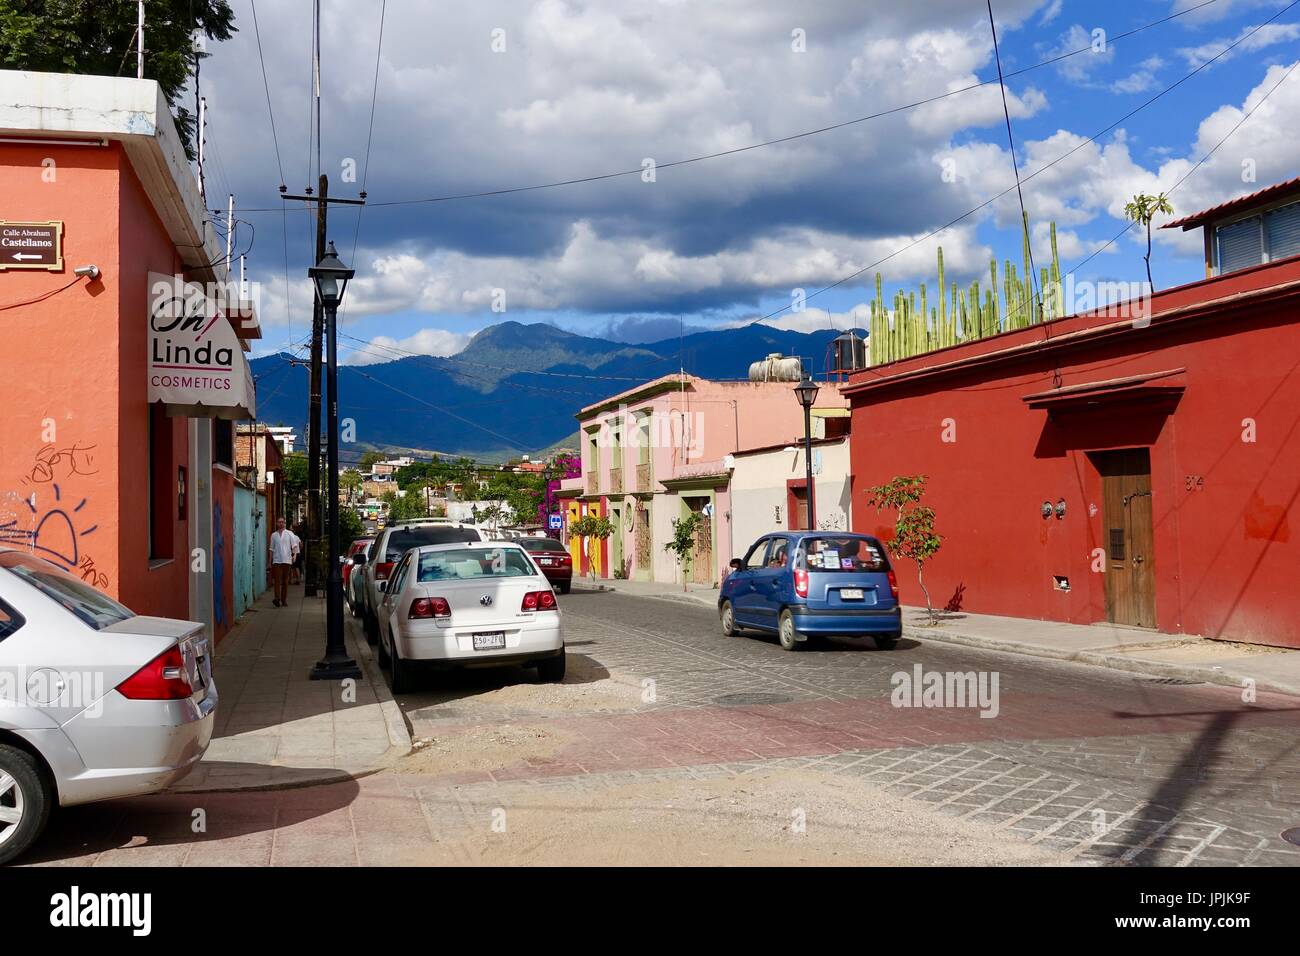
(609, 466, 623, 495)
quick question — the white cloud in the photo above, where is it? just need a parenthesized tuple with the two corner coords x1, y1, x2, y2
(342, 328, 471, 366)
(1178, 22, 1300, 69)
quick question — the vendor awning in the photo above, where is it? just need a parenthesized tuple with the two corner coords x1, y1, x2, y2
(147, 272, 257, 419)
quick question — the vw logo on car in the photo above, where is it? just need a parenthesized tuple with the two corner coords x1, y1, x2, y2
(480, 594, 493, 606)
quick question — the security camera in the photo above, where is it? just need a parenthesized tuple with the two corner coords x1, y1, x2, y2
(74, 265, 100, 279)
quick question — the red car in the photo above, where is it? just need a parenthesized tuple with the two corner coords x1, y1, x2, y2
(518, 537, 573, 594)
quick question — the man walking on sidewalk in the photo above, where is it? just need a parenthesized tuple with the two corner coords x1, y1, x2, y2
(270, 518, 300, 607)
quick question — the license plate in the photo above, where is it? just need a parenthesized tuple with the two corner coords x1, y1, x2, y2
(472, 631, 507, 651)
(539, 558, 552, 565)
(841, 588, 864, 600)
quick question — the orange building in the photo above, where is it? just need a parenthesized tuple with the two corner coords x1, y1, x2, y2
(0, 71, 259, 642)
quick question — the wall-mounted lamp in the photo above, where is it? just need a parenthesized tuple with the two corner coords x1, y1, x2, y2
(1040, 500, 1053, 519)
(1054, 499, 1067, 519)
(74, 265, 101, 280)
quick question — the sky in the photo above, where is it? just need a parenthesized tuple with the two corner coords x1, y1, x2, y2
(194, 0, 1300, 364)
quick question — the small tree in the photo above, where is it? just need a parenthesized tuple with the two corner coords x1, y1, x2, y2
(664, 512, 704, 592)
(867, 475, 943, 625)
(1124, 192, 1174, 291)
(570, 513, 614, 580)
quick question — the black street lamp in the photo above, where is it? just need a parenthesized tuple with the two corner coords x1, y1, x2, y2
(794, 372, 820, 529)
(308, 241, 361, 681)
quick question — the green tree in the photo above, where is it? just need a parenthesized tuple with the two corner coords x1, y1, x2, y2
(664, 512, 703, 592)
(281, 452, 309, 521)
(1123, 192, 1174, 291)
(359, 450, 386, 472)
(0, 0, 236, 156)
(340, 468, 362, 504)
(570, 513, 614, 581)
(867, 475, 943, 625)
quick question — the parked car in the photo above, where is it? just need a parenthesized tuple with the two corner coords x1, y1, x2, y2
(516, 537, 573, 593)
(345, 537, 374, 617)
(0, 548, 217, 865)
(360, 520, 482, 644)
(374, 541, 565, 692)
(718, 532, 901, 650)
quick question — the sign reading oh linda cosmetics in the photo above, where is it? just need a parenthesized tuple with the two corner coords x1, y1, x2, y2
(0, 220, 63, 270)
(147, 272, 256, 419)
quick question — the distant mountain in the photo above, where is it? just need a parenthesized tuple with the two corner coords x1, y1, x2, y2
(251, 321, 862, 458)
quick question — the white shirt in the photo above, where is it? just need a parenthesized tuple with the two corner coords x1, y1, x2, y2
(270, 530, 299, 564)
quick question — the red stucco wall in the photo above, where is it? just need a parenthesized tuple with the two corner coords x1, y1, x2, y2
(847, 260, 1300, 648)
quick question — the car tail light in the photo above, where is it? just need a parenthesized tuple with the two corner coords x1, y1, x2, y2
(887, 569, 899, 600)
(375, 561, 395, 580)
(558, 555, 571, 565)
(521, 590, 558, 611)
(794, 568, 809, 598)
(117, 645, 193, 700)
(409, 597, 451, 619)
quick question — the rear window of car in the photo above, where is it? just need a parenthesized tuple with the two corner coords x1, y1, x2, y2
(0, 552, 135, 630)
(417, 547, 537, 581)
(385, 526, 480, 561)
(800, 536, 889, 572)
(0, 598, 25, 643)
(519, 538, 566, 552)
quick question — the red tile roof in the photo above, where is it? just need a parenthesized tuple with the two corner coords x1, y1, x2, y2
(1162, 177, 1300, 231)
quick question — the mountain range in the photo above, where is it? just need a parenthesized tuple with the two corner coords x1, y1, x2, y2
(250, 321, 863, 460)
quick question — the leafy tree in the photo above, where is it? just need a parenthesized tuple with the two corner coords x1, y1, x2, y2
(1123, 192, 1174, 291)
(867, 475, 943, 625)
(0, 0, 237, 156)
(280, 452, 309, 521)
(570, 513, 614, 580)
(340, 468, 362, 503)
(476, 502, 509, 534)
(359, 450, 386, 471)
(664, 511, 703, 591)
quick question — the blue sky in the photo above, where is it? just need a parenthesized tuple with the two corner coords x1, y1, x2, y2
(197, 0, 1300, 361)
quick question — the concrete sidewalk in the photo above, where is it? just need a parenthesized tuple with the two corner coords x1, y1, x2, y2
(576, 578, 1300, 697)
(172, 584, 410, 793)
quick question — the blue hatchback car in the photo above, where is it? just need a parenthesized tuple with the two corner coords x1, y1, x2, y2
(719, 532, 902, 650)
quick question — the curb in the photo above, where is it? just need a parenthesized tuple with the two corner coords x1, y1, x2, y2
(349, 614, 415, 759)
(906, 625, 1300, 698)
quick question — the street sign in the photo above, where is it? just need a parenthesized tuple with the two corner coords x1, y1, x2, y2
(547, 513, 563, 531)
(0, 221, 63, 271)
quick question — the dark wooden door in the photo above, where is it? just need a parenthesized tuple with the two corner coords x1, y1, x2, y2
(1097, 448, 1156, 628)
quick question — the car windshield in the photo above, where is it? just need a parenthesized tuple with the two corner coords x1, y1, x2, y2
(519, 538, 566, 552)
(0, 551, 135, 629)
(417, 547, 536, 581)
(385, 526, 479, 561)
(800, 536, 889, 572)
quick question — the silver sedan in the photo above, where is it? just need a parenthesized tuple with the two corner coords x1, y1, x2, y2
(0, 548, 217, 865)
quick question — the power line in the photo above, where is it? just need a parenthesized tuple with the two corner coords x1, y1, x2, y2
(249, 0, 286, 189)
(231, 0, 1224, 214)
(339, 0, 386, 331)
(756, 0, 1300, 325)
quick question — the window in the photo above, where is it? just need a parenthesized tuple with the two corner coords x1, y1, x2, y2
(0, 552, 134, 630)
(0, 598, 25, 643)
(766, 538, 790, 569)
(519, 538, 567, 553)
(383, 525, 480, 562)
(801, 536, 889, 572)
(1216, 202, 1300, 274)
(417, 547, 535, 581)
(1266, 201, 1300, 261)
(740, 538, 770, 570)
(214, 419, 234, 467)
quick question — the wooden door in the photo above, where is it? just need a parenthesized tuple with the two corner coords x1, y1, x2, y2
(687, 498, 713, 584)
(789, 487, 808, 530)
(1097, 448, 1156, 628)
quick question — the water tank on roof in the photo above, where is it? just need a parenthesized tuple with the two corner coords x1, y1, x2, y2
(829, 332, 867, 376)
(748, 353, 804, 382)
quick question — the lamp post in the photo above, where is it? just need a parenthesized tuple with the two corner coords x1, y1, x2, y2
(308, 241, 361, 681)
(794, 372, 820, 530)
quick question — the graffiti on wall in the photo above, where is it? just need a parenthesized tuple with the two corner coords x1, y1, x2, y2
(0, 482, 108, 587)
(22, 442, 98, 487)
(212, 501, 228, 628)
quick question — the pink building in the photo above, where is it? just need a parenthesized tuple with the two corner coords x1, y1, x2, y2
(561, 372, 848, 586)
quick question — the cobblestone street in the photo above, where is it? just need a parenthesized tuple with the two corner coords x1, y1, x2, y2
(27, 590, 1300, 867)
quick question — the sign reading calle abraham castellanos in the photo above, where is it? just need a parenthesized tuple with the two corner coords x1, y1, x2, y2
(147, 272, 256, 419)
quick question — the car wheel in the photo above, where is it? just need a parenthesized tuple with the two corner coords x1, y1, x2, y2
(364, 608, 379, 645)
(0, 744, 53, 867)
(720, 600, 740, 637)
(376, 624, 391, 668)
(536, 653, 566, 683)
(778, 609, 806, 651)
(559, 582, 571, 595)
(875, 633, 901, 650)
(389, 638, 415, 694)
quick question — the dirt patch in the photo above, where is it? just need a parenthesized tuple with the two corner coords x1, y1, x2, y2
(414, 769, 1070, 866)
(393, 723, 572, 776)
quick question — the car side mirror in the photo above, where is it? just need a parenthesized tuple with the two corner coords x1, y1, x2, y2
(729, 558, 743, 571)
(352, 553, 367, 565)
(378, 581, 387, 593)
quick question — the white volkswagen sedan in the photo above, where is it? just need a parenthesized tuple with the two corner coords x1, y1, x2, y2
(0, 548, 216, 865)
(375, 541, 565, 693)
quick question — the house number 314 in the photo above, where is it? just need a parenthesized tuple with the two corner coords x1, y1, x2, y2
(1185, 475, 1205, 491)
